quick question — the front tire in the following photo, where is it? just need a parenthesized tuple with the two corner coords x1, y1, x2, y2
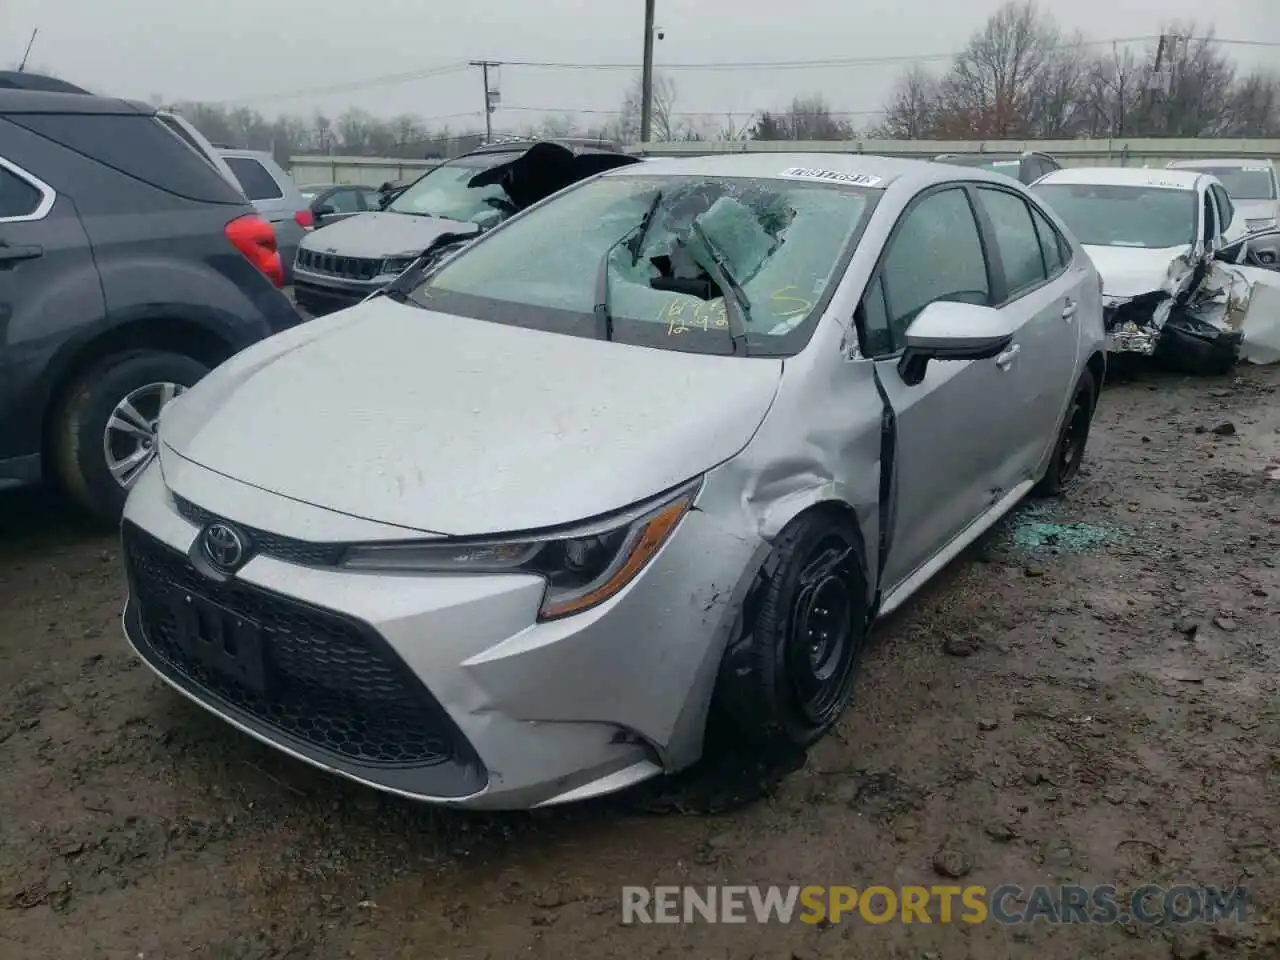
(52, 350, 208, 525)
(711, 510, 869, 754)
(1034, 367, 1097, 498)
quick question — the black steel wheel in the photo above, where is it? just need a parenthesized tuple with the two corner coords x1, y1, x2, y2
(1035, 367, 1097, 498)
(712, 509, 868, 752)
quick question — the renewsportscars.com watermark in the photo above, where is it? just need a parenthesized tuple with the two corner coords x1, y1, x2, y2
(621, 884, 1249, 925)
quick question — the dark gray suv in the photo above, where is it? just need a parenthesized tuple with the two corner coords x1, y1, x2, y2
(0, 89, 303, 523)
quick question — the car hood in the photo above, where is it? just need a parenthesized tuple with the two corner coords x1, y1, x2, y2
(297, 211, 479, 260)
(1084, 244, 1196, 300)
(160, 299, 783, 536)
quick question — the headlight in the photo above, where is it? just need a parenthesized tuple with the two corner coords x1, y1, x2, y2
(341, 479, 701, 621)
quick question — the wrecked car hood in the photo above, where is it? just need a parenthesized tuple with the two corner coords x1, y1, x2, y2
(297, 211, 477, 260)
(1084, 244, 1195, 300)
(159, 299, 783, 536)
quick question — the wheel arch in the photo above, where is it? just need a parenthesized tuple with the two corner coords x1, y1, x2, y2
(39, 315, 237, 466)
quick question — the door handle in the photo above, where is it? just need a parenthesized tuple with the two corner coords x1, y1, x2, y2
(1062, 298, 1077, 321)
(995, 343, 1020, 370)
(0, 244, 43, 263)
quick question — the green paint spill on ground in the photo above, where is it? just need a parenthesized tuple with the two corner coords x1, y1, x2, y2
(1013, 520, 1127, 552)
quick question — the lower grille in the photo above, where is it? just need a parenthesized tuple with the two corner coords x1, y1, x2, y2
(124, 522, 473, 769)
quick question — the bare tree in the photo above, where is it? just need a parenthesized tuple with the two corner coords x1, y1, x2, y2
(874, 65, 941, 139)
(1079, 46, 1142, 137)
(937, 0, 1059, 137)
(1142, 26, 1238, 136)
(617, 73, 678, 143)
(1023, 33, 1091, 137)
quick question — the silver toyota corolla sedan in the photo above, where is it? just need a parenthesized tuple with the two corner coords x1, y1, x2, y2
(120, 153, 1106, 810)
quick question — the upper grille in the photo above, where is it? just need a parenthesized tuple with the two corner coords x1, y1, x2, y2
(172, 493, 344, 567)
(124, 522, 473, 769)
(296, 248, 382, 281)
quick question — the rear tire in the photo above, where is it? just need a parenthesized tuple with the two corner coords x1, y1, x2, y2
(710, 510, 869, 755)
(1034, 367, 1097, 498)
(52, 350, 208, 525)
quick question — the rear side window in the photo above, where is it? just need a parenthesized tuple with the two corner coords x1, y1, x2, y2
(325, 187, 363, 213)
(224, 157, 284, 201)
(976, 187, 1047, 298)
(10, 113, 244, 204)
(1029, 205, 1067, 275)
(0, 163, 42, 219)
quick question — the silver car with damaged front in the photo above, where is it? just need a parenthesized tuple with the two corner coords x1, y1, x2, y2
(120, 154, 1106, 810)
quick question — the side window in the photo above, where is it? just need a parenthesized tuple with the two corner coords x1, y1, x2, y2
(1213, 185, 1235, 229)
(976, 187, 1047, 298)
(224, 157, 284, 201)
(325, 188, 363, 213)
(0, 163, 43, 220)
(360, 188, 382, 210)
(10, 114, 243, 204)
(1029, 205, 1067, 276)
(878, 187, 990, 348)
(859, 274, 892, 357)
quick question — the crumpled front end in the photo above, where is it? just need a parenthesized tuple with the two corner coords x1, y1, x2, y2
(1099, 250, 1198, 356)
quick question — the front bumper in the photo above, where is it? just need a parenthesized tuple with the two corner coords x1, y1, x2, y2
(292, 272, 379, 316)
(119, 463, 760, 809)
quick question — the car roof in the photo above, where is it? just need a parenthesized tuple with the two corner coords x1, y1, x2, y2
(599, 152, 1024, 191)
(0, 70, 92, 94)
(217, 147, 278, 162)
(1168, 158, 1276, 170)
(467, 138, 621, 157)
(0, 89, 153, 115)
(1035, 166, 1205, 190)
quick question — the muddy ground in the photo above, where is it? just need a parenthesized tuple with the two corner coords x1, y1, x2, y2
(1, 362, 1278, 960)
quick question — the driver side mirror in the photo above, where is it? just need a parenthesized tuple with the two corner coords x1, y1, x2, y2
(897, 300, 1016, 387)
(314, 204, 336, 218)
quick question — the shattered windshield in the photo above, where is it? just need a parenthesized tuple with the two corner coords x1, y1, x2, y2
(409, 174, 877, 356)
(387, 152, 519, 226)
(1195, 167, 1276, 201)
(1032, 183, 1197, 249)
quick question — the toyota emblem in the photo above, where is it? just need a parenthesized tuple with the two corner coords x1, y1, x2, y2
(202, 522, 247, 572)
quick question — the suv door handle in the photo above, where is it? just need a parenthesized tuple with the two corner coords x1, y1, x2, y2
(1062, 298, 1077, 321)
(995, 344, 1020, 370)
(0, 244, 43, 263)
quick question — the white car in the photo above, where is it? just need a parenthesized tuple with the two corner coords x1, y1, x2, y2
(1168, 159, 1280, 266)
(1033, 166, 1251, 372)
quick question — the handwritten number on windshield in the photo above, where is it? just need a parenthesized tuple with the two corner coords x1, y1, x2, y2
(663, 299, 729, 335)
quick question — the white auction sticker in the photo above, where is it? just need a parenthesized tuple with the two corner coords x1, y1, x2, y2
(778, 167, 883, 187)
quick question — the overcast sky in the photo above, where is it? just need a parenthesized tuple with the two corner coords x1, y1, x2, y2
(3, 0, 1275, 132)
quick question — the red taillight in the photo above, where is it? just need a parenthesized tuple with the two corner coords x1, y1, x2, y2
(295, 208, 314, 229)
(225, 214, 284, 288)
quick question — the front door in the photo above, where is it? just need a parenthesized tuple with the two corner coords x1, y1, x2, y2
(859, 185, 1020, 595)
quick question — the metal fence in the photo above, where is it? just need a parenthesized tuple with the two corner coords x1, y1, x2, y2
(287, 139, 1280, 186)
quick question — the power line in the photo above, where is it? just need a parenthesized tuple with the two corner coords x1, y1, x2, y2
(480, 36, 1165, 72)
(224, 63, 471, 105)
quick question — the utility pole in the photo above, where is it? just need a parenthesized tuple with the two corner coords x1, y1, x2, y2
(1145, 34, 1169, 137)
(17, 28, 38, 72)
(639, 0, 656, 144)
(470, 60, 501, 143)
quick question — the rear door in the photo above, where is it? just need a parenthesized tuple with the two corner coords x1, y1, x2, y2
(860, 184, 1024, 596)
(0, 152, 102, 465)
(971, 184, 1083, 488)
(313, 186, 367, 228)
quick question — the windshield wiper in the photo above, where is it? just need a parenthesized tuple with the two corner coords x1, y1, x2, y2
(380, 228, 482, 304)
(594, 192, 665, 341)
(687, 220, 752, 355)
(627, 190, 663, 265)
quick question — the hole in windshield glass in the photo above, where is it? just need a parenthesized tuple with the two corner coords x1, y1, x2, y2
(409, 174, 877, 356)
